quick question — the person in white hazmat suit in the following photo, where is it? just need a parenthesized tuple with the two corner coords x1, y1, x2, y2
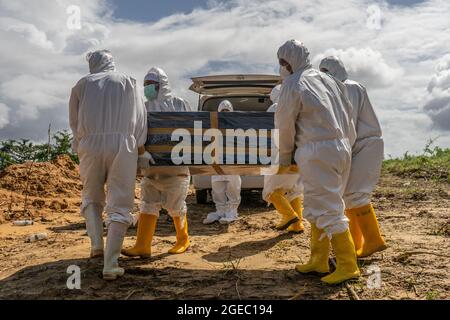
(319, 56, 387, 258)
(121, 67, 192, 258)
(263, 85, 305, 233)
(276, 40, 360, 284)
(203, 100, 242, 225)
(69, 50, 147, 280)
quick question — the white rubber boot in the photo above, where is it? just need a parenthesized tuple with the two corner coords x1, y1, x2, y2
(203, 212, 222, 225)
(219, 210, 238, 225)
(103, 222, 128, 281)
(84, 204, 104, 258)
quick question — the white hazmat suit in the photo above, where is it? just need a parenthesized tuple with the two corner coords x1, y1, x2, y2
(70, 51, 147, 226)
(277, 40, 360, 285)
(319, 56, 384, 209)
(69, 50, 147, 280)
(204, 100, 242, 225)
(140, 67, 192, 219)
(263, 85, 304, 204)
(276, 42, 356, 239)
(319, 56, 387, 258)
(122, 67, 192, 258)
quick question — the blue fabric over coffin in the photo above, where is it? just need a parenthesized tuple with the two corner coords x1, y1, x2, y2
(146, 112, 275, 166)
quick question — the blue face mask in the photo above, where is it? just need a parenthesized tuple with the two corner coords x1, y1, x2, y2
(144, 84, 158, 100)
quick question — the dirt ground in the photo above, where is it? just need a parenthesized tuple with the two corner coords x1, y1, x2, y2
(0, 157, 449, 300)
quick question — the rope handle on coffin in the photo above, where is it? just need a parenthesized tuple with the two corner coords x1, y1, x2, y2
(210, 112, 226, 175)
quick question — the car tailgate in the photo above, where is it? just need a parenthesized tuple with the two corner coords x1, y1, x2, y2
(190, 74, 280, 95)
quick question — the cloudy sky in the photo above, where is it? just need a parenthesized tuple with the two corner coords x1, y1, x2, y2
(0, 0, 449, 158)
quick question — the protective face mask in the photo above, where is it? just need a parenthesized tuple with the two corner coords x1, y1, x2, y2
(144, 84, 158, 100)
(279, 65, 292, 80)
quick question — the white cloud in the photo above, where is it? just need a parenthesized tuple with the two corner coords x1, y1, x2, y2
(424, 54, 450, 130)
(0, 17, 54, 49)
(0, 0, 449, 157)
(313, 47, 403, 88)
(0, 103, 9, 129)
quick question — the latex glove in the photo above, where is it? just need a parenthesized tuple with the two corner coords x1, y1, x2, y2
(138, 151, 156, 169)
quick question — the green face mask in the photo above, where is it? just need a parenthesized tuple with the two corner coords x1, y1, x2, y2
(144, 84, 158, 100)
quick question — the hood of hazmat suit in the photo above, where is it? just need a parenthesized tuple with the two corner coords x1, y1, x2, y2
(87, 50, 116, 74)
(319, 56, 384, 209)
(277, 40, 312, 74)
(318, 56, 382, 141)
(218, 100, 234, 112)
(276, 40, 357, 238)
(69, 50, 148, 227)
(144, 67, 192, 112)
(319, 56, 348, 82)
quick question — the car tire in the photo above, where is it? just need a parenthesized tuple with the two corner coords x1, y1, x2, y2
(196, 189, 208, 204)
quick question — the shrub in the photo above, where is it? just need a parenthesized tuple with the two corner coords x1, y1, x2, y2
(0, 131, 79, 171)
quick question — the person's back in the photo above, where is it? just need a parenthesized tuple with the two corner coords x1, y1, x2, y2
(77, 73, 140, 139)
(319, 55, 381, 143)
(70, 51, 147, 154)
(344, 79, 382, 141)
(285, 68, 355, 149)
(69, 50, 147, 281)
(319, 55, 387, 258)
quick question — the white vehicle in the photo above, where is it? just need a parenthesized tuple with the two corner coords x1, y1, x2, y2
(189, 74, 280, 204)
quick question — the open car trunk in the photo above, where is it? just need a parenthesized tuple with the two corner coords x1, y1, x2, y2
(189, 74, 280, 96)
(189, 74, 281, 197)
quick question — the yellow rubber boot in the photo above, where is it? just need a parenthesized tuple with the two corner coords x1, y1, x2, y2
(354, 204, 387, 258)
(345, 209, 363, 252)
(321, 230, 360, 285)
(269, 190, 299, 230)
(287, 197, 305, 233)
(168, 216, 190, 254)
(121, 214, 157, 258)
(295, 224, 330, 274)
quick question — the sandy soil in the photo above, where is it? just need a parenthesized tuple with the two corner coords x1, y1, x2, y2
(0, 157, 449, 300)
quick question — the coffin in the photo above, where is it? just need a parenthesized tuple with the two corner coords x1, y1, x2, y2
(141, 112, 288, 177)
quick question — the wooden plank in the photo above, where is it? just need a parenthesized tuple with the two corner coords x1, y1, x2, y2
(148, 128, 275, 136)
(146, 145, 272, 155)
(141, 165, 298, 177)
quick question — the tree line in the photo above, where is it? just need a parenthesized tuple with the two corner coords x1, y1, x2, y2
(0, 131, 78, 171)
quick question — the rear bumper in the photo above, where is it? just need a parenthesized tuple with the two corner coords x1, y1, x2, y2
(193, 176, 264, 190)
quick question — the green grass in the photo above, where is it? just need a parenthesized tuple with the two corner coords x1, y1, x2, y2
(383, 142, 450, 183)
(426, 291, 440, 300)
